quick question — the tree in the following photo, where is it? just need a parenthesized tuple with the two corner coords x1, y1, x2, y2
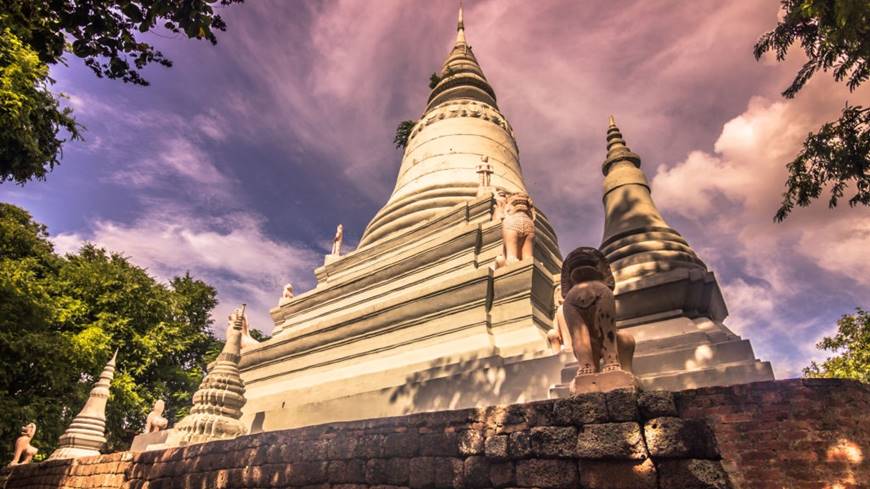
(754, 0, 870, 221)
(394, 120, 415, 150)
(0, 0, 242, 184)
(0, 28, 81, 184)
(0, 203, 223, 459)
(804, 308, 870, 383)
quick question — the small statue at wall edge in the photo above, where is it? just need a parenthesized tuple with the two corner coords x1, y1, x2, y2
(9, 423, 38, 465)
(144, 400, 169, 434)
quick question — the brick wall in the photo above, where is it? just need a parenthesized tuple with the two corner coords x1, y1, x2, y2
(2, 379, 866, 489)
(675, 379, 870, 489)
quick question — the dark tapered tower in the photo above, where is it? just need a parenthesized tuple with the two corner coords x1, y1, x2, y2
(597, 117, 773, 390)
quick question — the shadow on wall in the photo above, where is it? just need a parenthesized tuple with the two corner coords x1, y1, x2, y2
(387, 352, 561, 416)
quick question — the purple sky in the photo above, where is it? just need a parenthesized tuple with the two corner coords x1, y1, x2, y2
(2, 1, 868, 378)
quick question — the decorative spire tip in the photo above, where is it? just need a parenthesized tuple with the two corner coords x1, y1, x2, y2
(458, 3, 464, 31)
(608, 115, 616, 128)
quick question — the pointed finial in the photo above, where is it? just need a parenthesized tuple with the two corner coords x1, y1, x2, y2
(110, 348, 118, 365)
(458, 2, 464, 31)
(603, 115, 641, 174)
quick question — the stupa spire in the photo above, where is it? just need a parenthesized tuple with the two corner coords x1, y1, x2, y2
(48, 350, 118, 460)
(599, 117, 705, 283)
(603, 115, 641, 174)
(168, 306, 247, 446)
(358, 3, 526, 247)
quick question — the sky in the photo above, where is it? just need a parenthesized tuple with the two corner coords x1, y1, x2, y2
(2, 1, 868, 379)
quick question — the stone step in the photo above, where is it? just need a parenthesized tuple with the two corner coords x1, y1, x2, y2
(638, 360, 775, 391)
(633, 339, 758, 376)
(550, 359, 774, 398)
(633, 331, 713, 354)
(559, 339, 757, 383)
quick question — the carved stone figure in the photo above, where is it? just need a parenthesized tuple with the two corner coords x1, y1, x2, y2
(331, 224, 344, 256)
(547, 285, 571, 353)
(279, 283, 294, 305)
(560, 247, 637, 393)
(549, 283, 636, 372)
(9, 423, 37, 465)
(492, 187, 508, 222)
(476, 161, 493, 196)
(494, 192, 536, 269)
(168, 305, 247, 446)
(144, 400, 168, 433)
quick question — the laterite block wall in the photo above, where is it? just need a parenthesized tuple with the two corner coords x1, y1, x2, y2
(1, 379, 867, 489)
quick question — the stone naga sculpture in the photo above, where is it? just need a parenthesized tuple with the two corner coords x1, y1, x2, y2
(559, 246, 637, 393)
(9, 423, 38, 465)
(144, 400, 168, 433)
(493, 191, 536, 269)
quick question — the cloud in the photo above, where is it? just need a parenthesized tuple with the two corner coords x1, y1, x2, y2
(650, 79, 870, 378)
(53, 206, 321, 336)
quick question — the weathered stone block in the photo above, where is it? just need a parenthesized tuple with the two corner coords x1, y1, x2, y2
(508, 431, 531, 458)
(575, 422, 647, 460)
(408, 457, 435, 489)
(361, 434, 386, 458)
(604, 388, 638, 421)
(515, 459, 577, 488)
(328, 460, 366, 484)
(329, 435, 360, 459)
(458, 430, 485, 455)
(485, 435, 509, 459)
(385, 431, 419, 458)
(288, 461, 328, 486)
(553, 394, 608, 425)
(638, 391, 677, 419)
(578, 459, 656, 489)
(420, 432, 459, 457)
(433, 457, 464, 488)
(644, 417, 719, 459)
(365, 459, 387, 485)
(489, 461, 514, 488)
(463, 456, 490, 488)
(657, 459, 731, 489)
(530, 427, 577, 458)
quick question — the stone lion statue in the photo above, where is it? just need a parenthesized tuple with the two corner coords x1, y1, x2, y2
(9, 423, 37, 465)
(493, 191, 536, 269)
(144, 400, 168, 434)
(558, 247, 636, 392)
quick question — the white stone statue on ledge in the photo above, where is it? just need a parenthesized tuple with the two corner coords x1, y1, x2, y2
(279, 283, 294, 305)
(331, 224, 343, 256)
(9, 423, 38, 465)
(144, 400, 168, 433)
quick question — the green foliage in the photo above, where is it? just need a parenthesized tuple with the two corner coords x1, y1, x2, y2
(394, 119, 415, 150)
(775, 104, 870, 221)
(429, 72, 441, 89)
(755, 0, 870, 220)
(754, 0, 869, 98)
(0, 0, 241, 184)
(0, 28, 81, 184)
(804, 308, 870, 383)
(0, 203, 222, 459)
(1, 0, 244, 86)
